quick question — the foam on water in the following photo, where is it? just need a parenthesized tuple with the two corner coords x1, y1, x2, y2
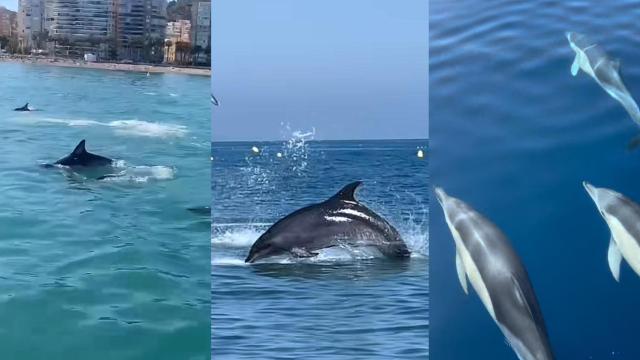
(108, 120, 188, 138)
(17, 117, 188, 138)
(211, 258, 248, 266)
(101, 163, 176, 183)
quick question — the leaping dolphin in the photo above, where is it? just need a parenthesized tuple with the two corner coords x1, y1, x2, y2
(14, 102, 31, 111)
(583, 182, 640, 281)
(52, 140, 113, 167)
(245, 181, 411, 263)
(435, 187, 554, 360)
(566, 31, 640, 126)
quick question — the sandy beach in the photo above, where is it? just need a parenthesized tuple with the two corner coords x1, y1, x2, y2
(0, 55, 211, 76)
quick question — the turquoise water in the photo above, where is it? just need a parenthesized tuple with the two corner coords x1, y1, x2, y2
(211, 139, 429, 359)
(431, 1, 640, 359)
(0, 62, 210, 359)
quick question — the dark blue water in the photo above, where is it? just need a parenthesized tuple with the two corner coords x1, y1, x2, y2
(431, 1, 640, 359)
(211, 138, 428, 359)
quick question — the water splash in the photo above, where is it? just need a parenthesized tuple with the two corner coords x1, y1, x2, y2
(281, 126, 315, 174)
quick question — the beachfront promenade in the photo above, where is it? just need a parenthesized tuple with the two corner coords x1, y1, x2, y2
(0, 55, 211, 76)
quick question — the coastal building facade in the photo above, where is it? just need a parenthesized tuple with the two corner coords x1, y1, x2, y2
(44, 0, 114, 58)
(12, 0, 207, 64)
(0, 6, 17, 38)
(114, 0, 167, 62)
(164, 19, 190, 64)
(190, 0, 210, 64)
(17, 0, 45, 50)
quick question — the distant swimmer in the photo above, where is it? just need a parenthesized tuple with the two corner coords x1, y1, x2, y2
(14, 102, 31, 111)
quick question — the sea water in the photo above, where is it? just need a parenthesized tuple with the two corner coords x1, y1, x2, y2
(211, 136, 429, 359)
(0, 62, 210, 359)
(431, 1, 640, 359)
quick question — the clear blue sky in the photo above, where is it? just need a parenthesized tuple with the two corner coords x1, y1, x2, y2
(212, 0, 428, 141)
(0, 0, 16, 11)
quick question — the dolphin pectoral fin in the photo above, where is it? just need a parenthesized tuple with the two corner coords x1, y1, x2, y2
(608, 236, 622, 282)
(571, 54, 580, 76)
(290, 248, 319, 258)
(455, 251, 468, 295)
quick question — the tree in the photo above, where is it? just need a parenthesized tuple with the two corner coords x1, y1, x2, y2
(175, 41, 191, 65)
(191, 45, 202, 66)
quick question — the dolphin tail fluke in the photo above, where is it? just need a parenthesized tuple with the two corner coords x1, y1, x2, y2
(455, 251, 468, 294)
(571, 54, 580, 76)
(608, 236, 622, 282)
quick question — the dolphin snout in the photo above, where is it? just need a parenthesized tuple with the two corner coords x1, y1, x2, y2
(244, 253, 257, 263)
(582, 181, 599, 202)
(434, 187, 448, 206)
(565, 31, 572, 40)
(583, 181, 594, 194)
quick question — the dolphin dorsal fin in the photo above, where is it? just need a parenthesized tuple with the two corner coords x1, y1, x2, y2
(331, 181, 363, 202)
(72, 140, 87, 155)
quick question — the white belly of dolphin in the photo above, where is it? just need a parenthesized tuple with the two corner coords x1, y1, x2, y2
(444, 216, 496, 320)
(607, 215, 640, 277)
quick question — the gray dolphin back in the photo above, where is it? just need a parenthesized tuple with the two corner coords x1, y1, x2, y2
(437, 188, 554, 360)
(54, 140, 113, 167)
(245, 181, 410, 262)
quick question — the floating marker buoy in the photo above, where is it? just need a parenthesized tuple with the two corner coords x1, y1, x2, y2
(417, 149, 424, 158)
(251, 146, 260, 155)
(276, 152, 283, 158)
(210, 156, 214, 161)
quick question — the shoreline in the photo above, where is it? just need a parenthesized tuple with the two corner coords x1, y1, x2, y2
(0, 55, 211, 76)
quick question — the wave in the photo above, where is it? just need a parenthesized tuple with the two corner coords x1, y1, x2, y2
(19, 117, 188, 138)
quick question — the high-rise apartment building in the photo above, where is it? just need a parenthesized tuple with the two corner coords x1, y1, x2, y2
(17, 0, 44, 50)
(0, 6, 17, 38)
(114, 0, 167, 62)
(190, 0, 209, 64)
(46, 0, 113, 40)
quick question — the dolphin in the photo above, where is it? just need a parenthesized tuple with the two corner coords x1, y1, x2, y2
(435, 187, 554, 360)
(566, 31, 640, 126)
(583, 182, 640, 281)
(245, 181, 411, 263)
(14, 102, 31, 111)
(52, 140, 113, 167)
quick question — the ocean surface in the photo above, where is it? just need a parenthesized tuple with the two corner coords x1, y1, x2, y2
(211, 138, 429, 359)
(431, 1, 640, 359)
(0, 62, 210, 359)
